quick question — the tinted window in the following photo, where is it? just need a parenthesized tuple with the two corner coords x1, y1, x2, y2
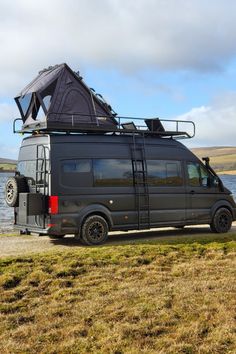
(187, 162, 200, 186)
(18, 160, 36, 184)
(187, 162, 210, 187)
(62, 160, 91, 173)
(94, 159, 133, 186)
(147, 160, 183, 186)
(61, 159, 92, 188)
(18, 160, 49, 186)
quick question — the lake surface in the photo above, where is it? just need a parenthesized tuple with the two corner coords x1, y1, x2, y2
(0, 172, 236, 232)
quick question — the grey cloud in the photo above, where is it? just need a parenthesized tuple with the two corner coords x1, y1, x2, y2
(175, 92, 236, 147)
(1, 0, 236, 94)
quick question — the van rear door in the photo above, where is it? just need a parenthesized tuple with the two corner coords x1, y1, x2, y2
(16, 137, 50, 230)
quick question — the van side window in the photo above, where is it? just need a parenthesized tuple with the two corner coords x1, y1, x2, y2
(187, 162, 209, 187)
(200, 165, 210, 187)
(61, 159, 92, 188)
(62, 160, 91, 173)
(94, 159, 133, 186)
(147, 160, 183, 186)
(187, 163, 200, 186)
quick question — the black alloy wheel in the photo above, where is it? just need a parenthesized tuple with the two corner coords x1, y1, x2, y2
(81, 215, 108, 245)
(210, 208, 232, 233)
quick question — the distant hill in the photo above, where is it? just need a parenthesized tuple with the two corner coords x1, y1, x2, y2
(0, 158, 17, 172)
(0, 158, 17, 164)
(191, 146, 236, 173)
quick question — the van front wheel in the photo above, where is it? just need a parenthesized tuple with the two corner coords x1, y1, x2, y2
(81, 215, 108, 245)
(210, 208, 232, 233)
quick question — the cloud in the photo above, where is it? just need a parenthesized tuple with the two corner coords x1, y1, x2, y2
(1, 0, 236, 94)
(175, 92, 236, 147)
(0, 102, 18, 122)
(0, 143, 19, 159)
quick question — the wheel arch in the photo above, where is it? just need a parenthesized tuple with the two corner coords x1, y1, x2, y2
(78, 204, 113, 231)
(210, 200, 234, 219)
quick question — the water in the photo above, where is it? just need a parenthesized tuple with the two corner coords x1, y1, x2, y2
(0, 172, 236, 232)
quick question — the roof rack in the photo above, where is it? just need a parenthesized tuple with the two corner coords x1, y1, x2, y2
(13, 63, 195, 140)
(13, 115, 195, 139)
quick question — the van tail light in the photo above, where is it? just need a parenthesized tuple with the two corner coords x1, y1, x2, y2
(48, 196, 59, 214)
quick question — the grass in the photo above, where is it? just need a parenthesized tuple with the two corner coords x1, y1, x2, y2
(0, 232, 236, 353)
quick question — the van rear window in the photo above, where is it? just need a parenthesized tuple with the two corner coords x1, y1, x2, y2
(18, 161, 36, 183)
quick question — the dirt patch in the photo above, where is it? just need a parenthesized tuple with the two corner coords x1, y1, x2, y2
(0, 223, 236, 258)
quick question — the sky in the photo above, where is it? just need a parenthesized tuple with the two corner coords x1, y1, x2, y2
(1, 0, 236, 159)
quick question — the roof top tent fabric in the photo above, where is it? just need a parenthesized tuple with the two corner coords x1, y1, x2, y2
(15, 63, 118, 132)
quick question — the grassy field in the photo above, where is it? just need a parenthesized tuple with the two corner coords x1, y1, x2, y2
(0, 232, 235, 353)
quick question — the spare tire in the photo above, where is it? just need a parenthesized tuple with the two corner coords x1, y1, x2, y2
(5, 176, 29, 207)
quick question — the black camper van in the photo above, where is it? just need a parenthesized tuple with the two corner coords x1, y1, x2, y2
(5, 64, 236, 245)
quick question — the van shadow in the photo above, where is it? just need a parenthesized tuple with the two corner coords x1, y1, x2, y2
(48, 226, 230, 247)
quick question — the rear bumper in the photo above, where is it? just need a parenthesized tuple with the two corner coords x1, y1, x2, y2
(14, 217, 78, 236)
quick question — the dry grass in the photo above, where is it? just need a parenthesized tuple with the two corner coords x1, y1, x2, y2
(191, 147, 236, 158)
(0, 233, 236, 354)
(191, 147, 236, 172)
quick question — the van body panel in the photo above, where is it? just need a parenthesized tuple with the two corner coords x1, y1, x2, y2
(13, 133, 236, 236)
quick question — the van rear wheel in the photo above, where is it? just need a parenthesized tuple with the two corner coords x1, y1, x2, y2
(210, 208, 232, 233)
(81, 215, 108, 245)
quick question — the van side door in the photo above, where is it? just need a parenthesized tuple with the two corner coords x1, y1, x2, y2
(185, 161, 219, 223)
(147, 159, 186, 224)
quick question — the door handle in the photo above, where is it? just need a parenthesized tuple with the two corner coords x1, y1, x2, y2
(190, 190, 195, 195)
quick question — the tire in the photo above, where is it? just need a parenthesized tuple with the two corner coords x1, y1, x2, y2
(81, 215, 108, 246)
(5, 176, 28, 207)
(210, 208, 232, 233)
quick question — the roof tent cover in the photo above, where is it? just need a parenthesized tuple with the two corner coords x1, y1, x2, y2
(15, 63, 118, 131)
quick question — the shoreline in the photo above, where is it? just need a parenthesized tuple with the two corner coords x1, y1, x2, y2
(0, 171, 15, 173)
(217, 170, 236, 175)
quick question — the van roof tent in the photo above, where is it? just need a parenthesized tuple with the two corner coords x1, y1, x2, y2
(15, 63, 118, 132)
(14, 63, 195, 139)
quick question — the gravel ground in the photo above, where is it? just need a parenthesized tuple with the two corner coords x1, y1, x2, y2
(0, 223, 236, 258)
